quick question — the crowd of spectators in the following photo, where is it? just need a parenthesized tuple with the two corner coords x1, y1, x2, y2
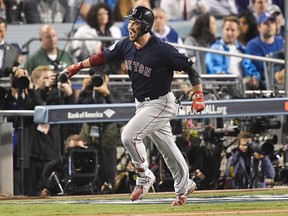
(0, 0, 286, 196)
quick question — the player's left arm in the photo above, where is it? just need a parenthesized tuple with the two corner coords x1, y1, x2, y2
(185, 60, 205, 113)
(163, 43, 205, 112)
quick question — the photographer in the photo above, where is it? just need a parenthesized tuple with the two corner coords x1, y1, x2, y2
(31, 65, 74, 103)
(78, 66, 118, 194)
(225, 131, 275, 189)
(0, 67, 31, 109)
(26, 65, 75, 196)
(38, 134, 89, 197)
(186, 124, 224, 190)
(3, 65, 75, 196)
(0, 67, 34, 195)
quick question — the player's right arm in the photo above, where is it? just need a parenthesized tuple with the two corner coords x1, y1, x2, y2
(61, 39, 126, 78)
(61, 52, 109, 78)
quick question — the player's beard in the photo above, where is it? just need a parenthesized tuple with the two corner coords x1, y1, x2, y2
(129, 30, 145, 42)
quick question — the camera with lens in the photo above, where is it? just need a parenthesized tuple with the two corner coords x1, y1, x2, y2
(248, 135, 277, 155)
(65, 146, 99, 195)
(10, 68, 30, 90)
(88, 67, 104, 88)
(248, 116, 281, 134)
(11, 75, 30, 89)
(56, 73, 68, 83)
(46, 146, 98, 195)
(50, 60, 69, 84)
(50, 73, 68, 88)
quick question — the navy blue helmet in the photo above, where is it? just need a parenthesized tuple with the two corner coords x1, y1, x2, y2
(125, 6, 154, 33)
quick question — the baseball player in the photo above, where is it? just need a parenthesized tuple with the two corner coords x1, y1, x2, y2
(61, 6, 205, 206)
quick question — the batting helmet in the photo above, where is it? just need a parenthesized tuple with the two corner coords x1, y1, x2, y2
(125, 6, 154, 33)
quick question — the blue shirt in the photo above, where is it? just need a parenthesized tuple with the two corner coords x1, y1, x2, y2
(103, 35, 193, 99)
(243, 36, 284, 80)
(205, 39, 245, 75)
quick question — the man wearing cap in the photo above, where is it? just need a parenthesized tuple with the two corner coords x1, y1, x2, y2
(242, 11, 283, 90)
(269, 4, 284, 38)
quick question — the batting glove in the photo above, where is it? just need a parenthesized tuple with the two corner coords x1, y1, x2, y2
(191, 91, 205, 113)
(64, 62, 84, 78)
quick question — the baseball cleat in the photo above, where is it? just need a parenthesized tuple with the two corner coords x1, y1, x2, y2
(171, 195, 187, 206)
(171, 180, 197, 206)
(130, 170, 156, 201)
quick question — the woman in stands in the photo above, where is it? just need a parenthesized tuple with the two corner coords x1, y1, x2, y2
(237, 10, 259, 47)
(69, 2, 122, 62)
(184, 13, 217, 74)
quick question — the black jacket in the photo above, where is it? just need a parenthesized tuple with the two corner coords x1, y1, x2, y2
(0, 43, 19, 77)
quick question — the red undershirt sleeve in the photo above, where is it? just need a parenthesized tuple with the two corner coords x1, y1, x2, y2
(88, 52, 109, 67)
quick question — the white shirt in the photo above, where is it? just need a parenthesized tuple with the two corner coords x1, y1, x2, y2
(69, 25, 122, 60)
(227, 44, 242, 76)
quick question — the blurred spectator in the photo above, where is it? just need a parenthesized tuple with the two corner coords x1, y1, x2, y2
(0, 17, 20, 78)
(195, 0, 238, 19)
(152, 7, 186, 54)
(115, 0, 160, 22)
(69, 0, 91, 24)
(235, 0, 284, 17)
(237, 10, 259, 47)
(69, 3, 121, 62)
(184, 13, 217, 65)
(225, 131, 275, 189)
(114, 0, 134, 21)
(4, 0, 25, 24)
(69, 0, 117, 24)
(271, 0, 284, 17)
(0, 0, 5, 18)
(250, 0, 270, 19)
(268, 4, 284, 38)
(120, 0, 151, 36)
(235, 0, 251, 13)
(159, 0, 197, 21)
(78, 67, 118, 193)
(205, 16, 245, 77)
(24, 24, 74, 74)
(21, 0, 72, 24)
(242, 12, 283, 90)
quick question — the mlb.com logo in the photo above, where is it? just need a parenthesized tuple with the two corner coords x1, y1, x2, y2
(104, 109, 116, 118)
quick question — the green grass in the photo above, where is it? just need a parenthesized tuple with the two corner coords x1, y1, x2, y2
(1, 188, 288, 216)
(1, 201, 288, 216)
